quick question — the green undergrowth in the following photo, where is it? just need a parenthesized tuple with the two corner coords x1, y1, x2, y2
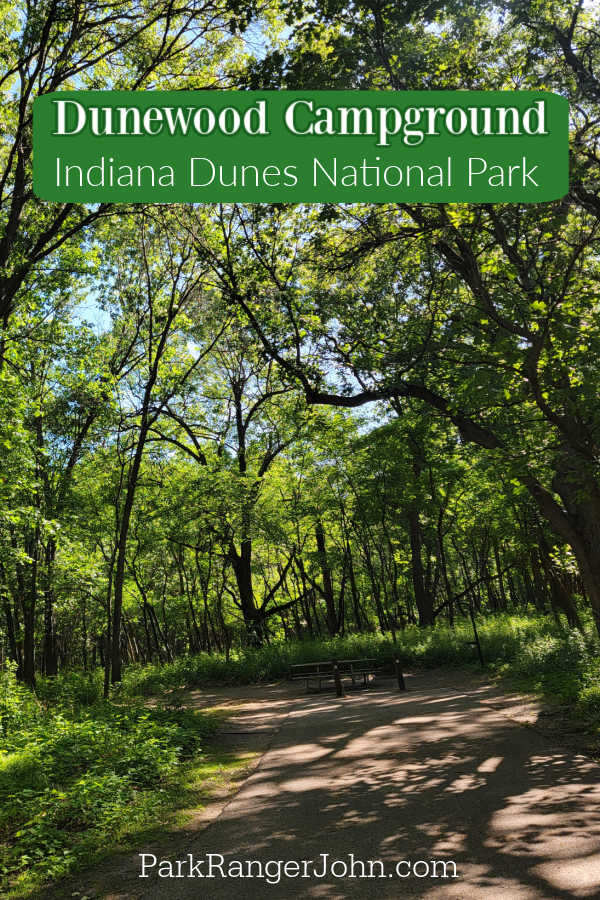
(495, 628, 600, 721)
(118, 612, 600, 731)
(0, 664, 231, 898)
(116, 613, 566, 691)
(3, 613, 600, 896)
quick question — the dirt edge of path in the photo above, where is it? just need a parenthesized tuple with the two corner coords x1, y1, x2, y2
(29, 695, 289, 900)
(18, 669, 600, 900)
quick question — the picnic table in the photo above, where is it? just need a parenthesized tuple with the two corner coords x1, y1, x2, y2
(289, 657, 405, 694)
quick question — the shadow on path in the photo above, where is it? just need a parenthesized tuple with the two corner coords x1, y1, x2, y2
(41, 671, 600, 899)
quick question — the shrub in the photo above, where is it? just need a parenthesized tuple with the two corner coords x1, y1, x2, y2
(120, 613, 567, 696)
(3, 613, 599, 895)
(0, 686, 220, 893)
(35, 670, 102, 707)
(0, 663, 40, 736)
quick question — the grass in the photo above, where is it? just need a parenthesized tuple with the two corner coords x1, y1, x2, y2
(496, 627, 600, 716)
(117, 611, 600, 735)
(115, 612, 581, 691)
(3, 612, 600, 896)
(0, 666, 254, 900)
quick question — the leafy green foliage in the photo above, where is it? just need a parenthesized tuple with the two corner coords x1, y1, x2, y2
(120, 612, 596, 690)
(0, 669, 220, 893)
(1, 0, 600, 889)
(0, 663, 40, 738)
(507, 630, 600, 714)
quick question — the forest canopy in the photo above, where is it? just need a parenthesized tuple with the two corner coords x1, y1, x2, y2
(0, 0, 599, 693)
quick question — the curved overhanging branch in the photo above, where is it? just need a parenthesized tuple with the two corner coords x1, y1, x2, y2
(232, 288, 587, 564)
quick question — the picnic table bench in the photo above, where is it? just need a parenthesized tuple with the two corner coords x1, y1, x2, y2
(290, 657, 402, 694)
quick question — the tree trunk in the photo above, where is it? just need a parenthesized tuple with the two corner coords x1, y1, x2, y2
(231, 537, 265, 643)
(315, 521, 338, 635)
(544, 451, 600, 634)
(21, 525, 40, 687)
(42, 538, 58, 676)
(0, 558, 19, 666)
(408, 509, 434, 627)
(346, 544, 363, 630)
(111, 421, 149, 683)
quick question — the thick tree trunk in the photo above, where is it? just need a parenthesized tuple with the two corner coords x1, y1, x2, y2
(565, 536, 600, 633)
(546, 452, 600, 635)
(231, 537, 265, 643)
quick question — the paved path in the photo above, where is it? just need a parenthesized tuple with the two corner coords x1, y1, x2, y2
(71, 672, 600, 899)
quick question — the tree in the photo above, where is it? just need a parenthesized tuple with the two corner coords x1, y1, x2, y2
(150, 312, 312, 642)
(0, 0, 257, 339)
(98, 212, 224, 682)
(204, 2, 600, 633)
